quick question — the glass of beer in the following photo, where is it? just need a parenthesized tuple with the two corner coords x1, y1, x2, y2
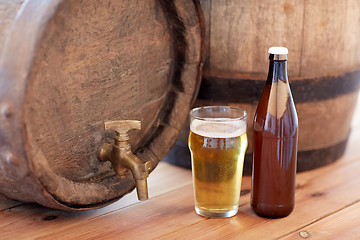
(188, 106, 247, 218)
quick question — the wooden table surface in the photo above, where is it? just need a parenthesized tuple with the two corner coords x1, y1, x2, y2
(0, 102, 359, 240)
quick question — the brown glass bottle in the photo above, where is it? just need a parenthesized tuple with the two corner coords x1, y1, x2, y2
(251, 47, 298, 218)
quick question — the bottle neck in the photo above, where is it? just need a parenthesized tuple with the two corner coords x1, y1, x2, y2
(266, 59, 288, 84)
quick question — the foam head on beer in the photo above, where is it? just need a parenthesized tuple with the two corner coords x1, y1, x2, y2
(190, 118, 246, 139)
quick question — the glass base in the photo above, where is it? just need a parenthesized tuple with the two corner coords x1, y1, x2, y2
(195, 206, 238, 218)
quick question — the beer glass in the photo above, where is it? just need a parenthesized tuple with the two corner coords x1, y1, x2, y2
(188, 106, 248, 218)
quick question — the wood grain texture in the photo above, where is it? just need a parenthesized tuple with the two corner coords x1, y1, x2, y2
(301, 0, 360, 76)
(0, 162, 194, 240)
(165, 0, 360, 172)
(205, 0, 304, 77)
(0, 0, 65, 208)
(0, 0, 204, 209)
(203, 0, 360, 77)
(0, 108, 358, 239)
(26, 0, 174, 182)
(0, 0, 25, 54)
(159, 143, 360, 240)
(280, 202, 360, 239)
(202, 0, 360, 145)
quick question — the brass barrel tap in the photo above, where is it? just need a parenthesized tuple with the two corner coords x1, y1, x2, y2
(98, 120, 151, 201)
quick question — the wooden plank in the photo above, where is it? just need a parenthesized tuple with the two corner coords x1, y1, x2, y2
(0, 186, 199, 240)
(0, 195, 22, 211)
(0, 161, 192, 213)
(205, 0, 360, 77)
(301, 0, 360, 76)
(0, 162, 193, 239)
(199, 0, 211, 68)
(0, 175, 252, 240)
(147, 161, 193, 198)
(280, 201, 360, 239)
(156, 155, 360, 239)
(206, 0, 304, 76)
(6, 148, 360, 240)
(97, 161, 193, 210)
(296, 91, 358, 151)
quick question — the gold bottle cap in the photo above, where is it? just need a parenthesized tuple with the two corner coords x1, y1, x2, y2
(268, 47, 288, 60)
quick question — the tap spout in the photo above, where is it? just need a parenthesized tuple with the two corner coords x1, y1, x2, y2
(117, 146, 152, 201)
(98, 120, 152, 201)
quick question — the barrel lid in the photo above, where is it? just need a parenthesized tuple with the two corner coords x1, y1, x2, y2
(0, 0, 204, 210)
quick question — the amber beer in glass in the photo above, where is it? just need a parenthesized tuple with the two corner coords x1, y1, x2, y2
(188, 106, 247, 218)
(251, 47, 298, 218)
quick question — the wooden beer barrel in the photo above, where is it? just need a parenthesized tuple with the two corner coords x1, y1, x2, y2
(164, 0, 360, 174)
(0, 0, 204, 210)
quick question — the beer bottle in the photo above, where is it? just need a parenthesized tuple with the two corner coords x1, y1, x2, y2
(251, 47, 298, 218)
